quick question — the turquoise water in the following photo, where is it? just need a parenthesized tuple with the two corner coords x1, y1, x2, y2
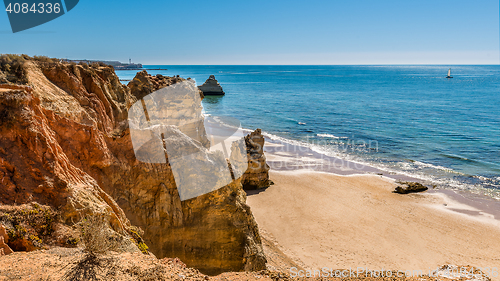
(117, 65, 500, 199)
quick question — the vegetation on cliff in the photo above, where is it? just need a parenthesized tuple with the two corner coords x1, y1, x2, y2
(0, 55, 266, 275)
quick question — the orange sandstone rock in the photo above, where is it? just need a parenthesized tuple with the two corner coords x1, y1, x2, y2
(241, 129, 273, 190)
(0, 57, 266, 274)
(0, 225, 13, 255)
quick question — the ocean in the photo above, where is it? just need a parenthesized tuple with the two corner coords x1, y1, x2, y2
(116, 65, 500, 200)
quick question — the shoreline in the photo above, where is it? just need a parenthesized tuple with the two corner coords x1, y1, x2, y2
(259, 134, 500, 223)
(115, 67, 499, 206)
(204, 116, 500, 228)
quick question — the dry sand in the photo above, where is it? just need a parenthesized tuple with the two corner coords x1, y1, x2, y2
(247, 169, 500, 279)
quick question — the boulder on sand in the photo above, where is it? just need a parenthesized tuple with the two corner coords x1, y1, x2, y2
(394, 182, 428, 194)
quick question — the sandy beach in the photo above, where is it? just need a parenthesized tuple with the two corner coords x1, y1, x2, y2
(247, 164, 500, 279)
(200, 117, 500, 278)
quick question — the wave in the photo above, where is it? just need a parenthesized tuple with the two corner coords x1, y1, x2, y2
(317, 133, 348, 139)
(258, 128, 500, 201)
(260, 130, 380, 169)
(441, 153, 473, 162)
(202, 113, 500, 201)
(411, 160, 456, 173)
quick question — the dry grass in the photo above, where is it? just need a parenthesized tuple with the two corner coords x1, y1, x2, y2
(78, 214, 121, 255)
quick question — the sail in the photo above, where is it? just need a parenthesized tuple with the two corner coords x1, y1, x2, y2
(447, 69, 451, 77)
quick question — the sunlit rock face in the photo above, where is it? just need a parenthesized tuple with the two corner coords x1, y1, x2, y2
(128, 80, 231, 201)
(241, 129, 273, 190)
(125, 78, 266, 273)
(0, 86, 138, 254)
(0, 58, 266, 275)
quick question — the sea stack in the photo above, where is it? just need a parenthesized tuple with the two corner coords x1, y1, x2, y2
(198, 75, 225, 95)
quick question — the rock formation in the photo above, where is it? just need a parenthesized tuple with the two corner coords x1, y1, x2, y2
(0, 55, 266, 274)
(0, 225, 13, 255)
(394, 181, 428, 194)
(128, 72, 210, 150)
(241, 129, 273, 190)
(117, 72, 265, 274)
(198, 75, 225, 95)
(0, 65, 139, 253)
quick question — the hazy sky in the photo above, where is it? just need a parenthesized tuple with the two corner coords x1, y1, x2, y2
(1, 0, 498, 64)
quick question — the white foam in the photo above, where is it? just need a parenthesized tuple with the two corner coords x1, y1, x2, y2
(260, 131, 374, 169)
(412, 160, 455, 173)
(317, 133, 339, 139)
(206, 117, 500, 201)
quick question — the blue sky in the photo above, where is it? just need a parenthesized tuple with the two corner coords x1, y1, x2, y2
(0, 0, 498, 64)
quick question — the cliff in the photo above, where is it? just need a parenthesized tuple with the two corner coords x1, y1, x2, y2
(0, 55, 266, 274)
(0, 66, 138, 253)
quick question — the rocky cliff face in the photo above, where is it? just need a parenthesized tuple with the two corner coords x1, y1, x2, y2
(0, 56, 266, 274)
(241, 129, 273, 190)
(0, 81, 137, 253)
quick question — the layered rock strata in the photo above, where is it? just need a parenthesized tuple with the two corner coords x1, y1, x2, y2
(0, 75, 138, 253)
(0, 56, 266, 274)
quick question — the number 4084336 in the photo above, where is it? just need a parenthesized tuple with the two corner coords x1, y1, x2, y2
(5, 3, 61, 14)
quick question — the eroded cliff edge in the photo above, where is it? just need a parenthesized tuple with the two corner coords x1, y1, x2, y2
(0, 55, 266, 275)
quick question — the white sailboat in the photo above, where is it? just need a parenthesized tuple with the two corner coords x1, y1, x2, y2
(446, 68, 453, 78)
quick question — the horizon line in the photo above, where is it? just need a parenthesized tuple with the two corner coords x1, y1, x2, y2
(138, 63, 500, 66)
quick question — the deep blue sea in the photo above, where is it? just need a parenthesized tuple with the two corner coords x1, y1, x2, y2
(117, 65, 500, 199)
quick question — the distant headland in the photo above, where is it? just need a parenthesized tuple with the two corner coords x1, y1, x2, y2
(62, 59, 169, 72)
(63, 58, 143, 70)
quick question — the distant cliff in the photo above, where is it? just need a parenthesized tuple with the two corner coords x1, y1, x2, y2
(0, 55, 266, 274)
(65, 59, 143, 70)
